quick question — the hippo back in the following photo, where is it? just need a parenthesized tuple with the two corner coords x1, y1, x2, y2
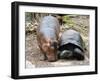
(39, 16, 60, 40)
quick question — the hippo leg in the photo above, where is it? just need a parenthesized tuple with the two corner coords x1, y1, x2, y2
(40, 52, 47, 61)
(74, 48, 84, 60)
(38, 44, 47, 61)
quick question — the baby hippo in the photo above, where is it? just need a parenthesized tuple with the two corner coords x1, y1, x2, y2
(58, 29, 85, 60)
(37, 16, 60, 62)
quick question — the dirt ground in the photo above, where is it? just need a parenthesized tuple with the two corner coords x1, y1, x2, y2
(25, 15, 89, 68)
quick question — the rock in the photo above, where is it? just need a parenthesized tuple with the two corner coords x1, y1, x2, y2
(26, 60, 35, 68)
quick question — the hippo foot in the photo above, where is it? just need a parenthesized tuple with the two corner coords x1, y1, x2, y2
(40, 55, 47, 61)
(47, 57, 58, 62)
(47, 59, 57, 62)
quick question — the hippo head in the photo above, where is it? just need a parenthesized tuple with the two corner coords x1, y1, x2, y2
(47, 41, 58, 62)
(43, 40, 58, 62)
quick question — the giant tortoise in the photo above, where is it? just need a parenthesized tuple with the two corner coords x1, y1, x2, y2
(58, 29, 85, 60)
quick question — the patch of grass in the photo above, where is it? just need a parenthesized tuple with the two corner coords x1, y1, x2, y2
(62, 15, 75, 27)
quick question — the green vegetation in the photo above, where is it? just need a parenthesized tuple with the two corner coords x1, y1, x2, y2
(62, 15, 75, 27)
